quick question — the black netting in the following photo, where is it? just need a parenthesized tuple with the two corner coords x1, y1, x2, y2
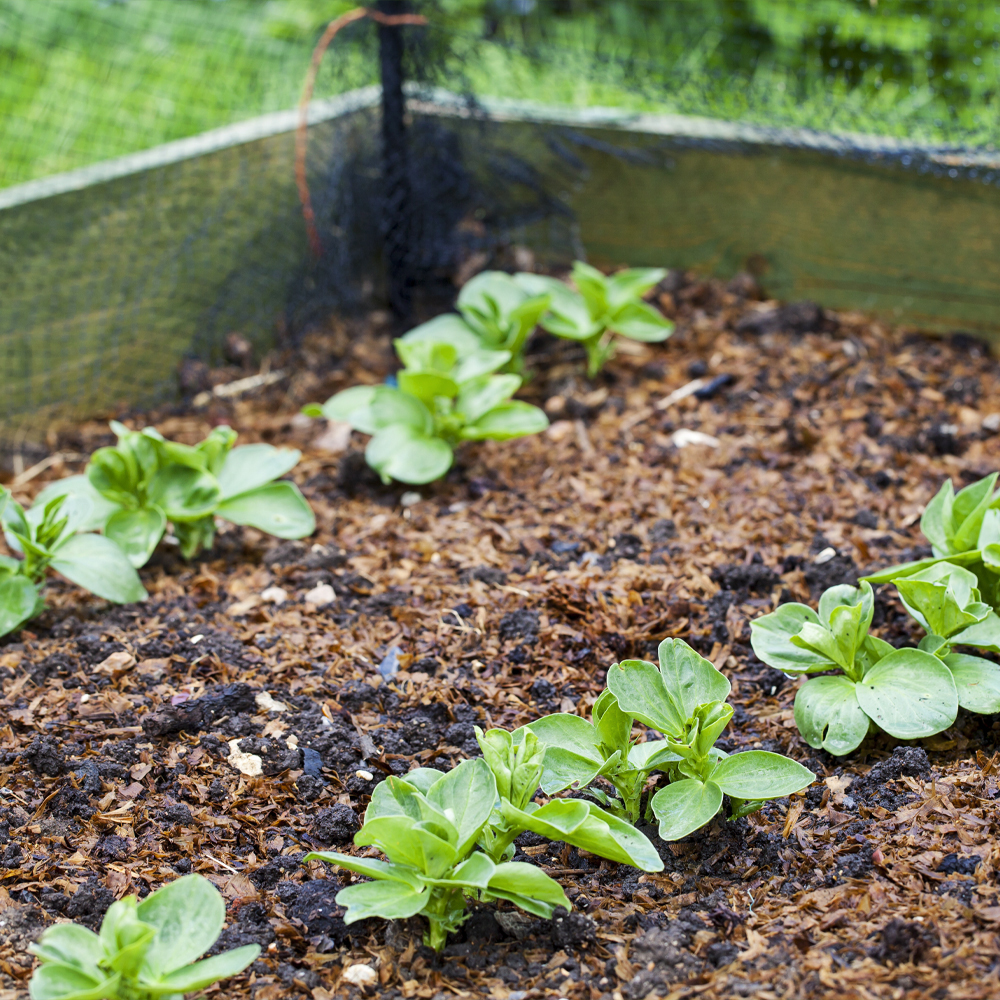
(5, 1, 1000, 458)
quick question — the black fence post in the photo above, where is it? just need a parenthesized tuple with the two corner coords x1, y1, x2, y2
(377, 0, 412, 320)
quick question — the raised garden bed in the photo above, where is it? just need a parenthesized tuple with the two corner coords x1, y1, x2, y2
(2, 272, 999, 1000)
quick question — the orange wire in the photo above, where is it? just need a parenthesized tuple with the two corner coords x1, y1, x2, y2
(296, 7, 428, 257)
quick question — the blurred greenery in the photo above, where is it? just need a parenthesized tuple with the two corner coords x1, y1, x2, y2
(3, 0, 1000, 190)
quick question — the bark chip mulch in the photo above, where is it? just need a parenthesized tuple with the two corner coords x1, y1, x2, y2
(2, 273, 1000, 1000)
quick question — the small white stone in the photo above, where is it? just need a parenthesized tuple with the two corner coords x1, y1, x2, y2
(255, 692, 287, 713)
(261, 586, 287, 605)
(342, 964, 377, 987)
(814, 547, 837, 565)
(190, 634, 204, 644)
(227, 739, 263, 777)
(312, 420, 353, 454)
(304, 583, 335, 607)
(400, 491, 422, 507)
(671, 428, 720, 449)
(355, 770, 374, 781)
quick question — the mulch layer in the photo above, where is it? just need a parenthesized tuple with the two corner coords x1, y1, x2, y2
(2, 272, 1000, 1000)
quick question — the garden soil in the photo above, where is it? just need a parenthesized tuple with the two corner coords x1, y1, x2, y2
(2, 271, 999, 1000)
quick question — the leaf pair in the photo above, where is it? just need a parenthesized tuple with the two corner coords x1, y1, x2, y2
(517, 263, 673, 376)
(751, 581, 962, 755)
(0, 487, 145, 639)
(36, 423, 313, 566)
(29, 874, 259, 1000)
(306, 759, 570, 951)
(473, 725, 663, 871)
(310, 325, 548, 485)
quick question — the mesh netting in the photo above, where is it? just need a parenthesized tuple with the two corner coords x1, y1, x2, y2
(4, 1, 1000, 458)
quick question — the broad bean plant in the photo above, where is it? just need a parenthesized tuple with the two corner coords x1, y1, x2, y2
(863, 471, 1000, 605)
(305, 759, 571, 951)
(28, 874, 259, 1000)
(515, 262, 673, 376)
(750, 572, 1000, 756)
(307, 326, 547, 485)
(36, 422, 314, 566)
(523, 638, 814, 837)
(0, 488, 145, 638)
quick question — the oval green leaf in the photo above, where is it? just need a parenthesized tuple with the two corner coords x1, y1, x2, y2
(365, 425, 453, 485)
(105, 506, 166, 568)
(650, 778, 724, 841)
(709, 750, 815, 800)
(50, 534, 147, 604)
(854, 647, 958, 739)
(215, 481, 315, 539)
(942, 652, 1000, 714)
(793, 675, 869, 756)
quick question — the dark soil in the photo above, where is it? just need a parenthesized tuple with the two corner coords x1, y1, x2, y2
(2, 275, 1000, 1000)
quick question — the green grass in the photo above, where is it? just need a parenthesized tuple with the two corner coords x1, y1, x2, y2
(3, 0, 1000, 190)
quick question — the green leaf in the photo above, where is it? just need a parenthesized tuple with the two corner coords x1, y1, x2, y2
(592, 688, 633, 753)
(50, 534, 147, 604)
(147, 466, 220, 522)
(28, 964, 118, 1000)
(397, 371, 460, 405)
(951, 472, 999, 553)
(319, 385, 378, 424)
(87, 445, 143, 506)
(942, 653, 1000, 714)
(149, 945, 260, 994)
(34, 476, 119, 533)
(356, 816, 458, 878)
(659, 638, 732, 718)
(854, 648, 958, 739)
(605, 267, 665, 309)
(0, 575, 40, 636)
(651, 779, 724, 841)
(606, 657, 685, 736)
(136, 874, 226, 978)
(365, 424, 453, 485)
(920, 478, 953, 555)
(895, 563, 990, 637)
(750, 603, 833, 673)
(303, 852, 426, 888)
(793, 675, 870, 756)
(862, 548, 984, 585)
(607, 300, 674, 342)
(571, 261, 609, 319)
(456, 375, 521, 423)
(216, 444, 300, 499)
(29, 924, 104, 976)
(817, 583, 873, 630)
(425, 758, 497, 856)
(627, 739, 678, 772)
(439, 851, 496, 891)
(336, 880, 429, 924)
(215, 482, 315, 539)
(950, 610, 1000, 653)
(400, 768, 447, 795)
(521, 715, 605, 793)
(105, 506, 166, 568)
(709, 751, 814, 800)
(459, 401, 548, 441)
(398, 314, 483, 356)
(395, 338, 458, 374)
(509, 799, 663, 872)
(484, 863, 571, 918)
(453, 350, 512, 383)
